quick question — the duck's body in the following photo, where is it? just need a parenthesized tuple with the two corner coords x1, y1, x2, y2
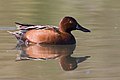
(9, 16, 90, 45)
(25, 29, 75, 44)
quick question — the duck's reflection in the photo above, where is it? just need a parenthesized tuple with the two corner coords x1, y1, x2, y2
(16, 44, 90, 71)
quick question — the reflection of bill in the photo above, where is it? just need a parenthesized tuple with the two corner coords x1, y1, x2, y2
(60, 55, 90, 71)
(16, 44, 90, 71)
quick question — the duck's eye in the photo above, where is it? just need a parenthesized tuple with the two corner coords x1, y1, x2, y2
(69, 21, 72, 23)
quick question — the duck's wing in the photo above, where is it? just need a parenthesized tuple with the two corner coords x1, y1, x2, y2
(15, 22, 59, 32)
(15, 22, 46, 30)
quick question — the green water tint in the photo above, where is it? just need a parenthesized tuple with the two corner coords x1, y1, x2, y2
(0, 0, 120, 80)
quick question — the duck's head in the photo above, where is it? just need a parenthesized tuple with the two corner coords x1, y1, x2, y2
(59, 16, 91, 33)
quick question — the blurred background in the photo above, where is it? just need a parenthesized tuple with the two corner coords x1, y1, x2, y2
(0, 0, 120, 80)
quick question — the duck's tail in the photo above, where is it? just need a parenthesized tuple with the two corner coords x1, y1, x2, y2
(7, 31, 16, 35)
(7, 31, 22, 40)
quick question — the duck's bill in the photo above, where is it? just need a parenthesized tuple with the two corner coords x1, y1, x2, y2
(76, 24, 91, 32)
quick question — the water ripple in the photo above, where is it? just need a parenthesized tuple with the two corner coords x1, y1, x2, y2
(0, 27, 16, 30)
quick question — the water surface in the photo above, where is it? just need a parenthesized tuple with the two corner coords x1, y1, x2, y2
(0, 0, 120, 80)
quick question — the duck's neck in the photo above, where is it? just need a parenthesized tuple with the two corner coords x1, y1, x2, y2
(59, 26, 71, 34)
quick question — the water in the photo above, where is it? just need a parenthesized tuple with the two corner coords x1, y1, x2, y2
(0, 0, 120, 80)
